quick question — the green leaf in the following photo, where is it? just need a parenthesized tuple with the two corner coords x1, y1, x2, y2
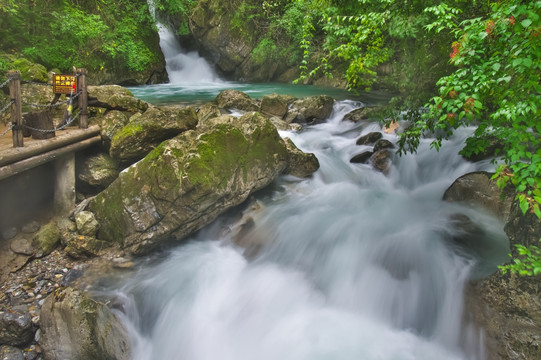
(521, 19, 532, 28)
(492, 63, 501, 71)
(520, 198, 530, 214)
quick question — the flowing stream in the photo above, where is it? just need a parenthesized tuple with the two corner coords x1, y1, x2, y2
(95, 95, 509, 360)
(98, 6, 510, 358)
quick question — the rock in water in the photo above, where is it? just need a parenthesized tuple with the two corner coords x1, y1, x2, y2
(89, 112, 289, 254)
(39, 287, 130, 360)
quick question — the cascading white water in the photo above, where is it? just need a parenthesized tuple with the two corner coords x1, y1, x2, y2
(147, 0, 220, 84)
(103, 100, 509, 360)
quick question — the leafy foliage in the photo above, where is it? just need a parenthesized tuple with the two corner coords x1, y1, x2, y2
(400, 0, 541, 219)
(500, 241, 541, 276)
(0, 0, 160, 73)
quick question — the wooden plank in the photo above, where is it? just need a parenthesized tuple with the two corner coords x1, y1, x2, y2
(77, 68, 88, 129)
(8, 70, 23, 147)
(0, 125, 101, 167)
(0, 135, 101, 181)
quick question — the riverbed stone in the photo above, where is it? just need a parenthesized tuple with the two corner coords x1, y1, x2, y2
(0, 309, 34, 347)
(2, 228, 18, 241)
(9, 237, 34, 256)
(356, 132, 382, 145)
(109, 105, 198, 164)
(343, 106, 378, 122)
(0, 345, 24, 360)
(373, 138, 395, 152)
(20, 221, 40, 234)
(371, 150, 392, 174)
(75, 211, 100, 238)
(64, 234, 110, 259)
(39, 287, 130, 360)
(89, 111, 289, 254)
(350, 151, 373, 164)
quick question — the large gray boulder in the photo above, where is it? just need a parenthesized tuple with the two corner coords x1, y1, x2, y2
(39, 287, 130, 360)
(443, 171, 514, 221)
(444, 171, 541, 359)
(78, 153, 119, 192)
(283, 138, 319, 178)
(285, 95, 334, 124)
(260, 94, 296, 119)
(89, 112, 289, 254)
(109, 105, 198, 164)
(214, 89, 258, 112)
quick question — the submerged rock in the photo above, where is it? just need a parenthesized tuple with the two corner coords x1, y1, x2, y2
(356, 131, 382, 145)
(343, 106, 378, 122)
(350, 151, 373, 164)
(89, 112, 289, 254)
(39, 287, 130, 360)
(371, 149, 392, 174)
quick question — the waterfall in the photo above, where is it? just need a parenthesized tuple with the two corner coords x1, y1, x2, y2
(100, 100, 509, 360)
(147, 0, 221, 84)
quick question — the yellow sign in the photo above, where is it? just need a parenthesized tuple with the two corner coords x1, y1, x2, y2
(53, 74, 78, 95)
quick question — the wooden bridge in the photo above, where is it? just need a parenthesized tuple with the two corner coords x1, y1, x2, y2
(0, 69, 102, 217)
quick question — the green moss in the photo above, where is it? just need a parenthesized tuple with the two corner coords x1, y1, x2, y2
(90, 181, 127, 245)
(111, 123, 144, 146)
(187, 125, 249, 190)
(33, 222, 60, 256)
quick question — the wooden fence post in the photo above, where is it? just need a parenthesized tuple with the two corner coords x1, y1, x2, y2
(77, 68, 88, 129)
(8, 70, 23, 147)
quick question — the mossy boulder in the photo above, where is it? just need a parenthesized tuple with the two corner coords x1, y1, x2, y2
(32, 222, 60, 258)
(39, 287, 131, 360)
(109, 105, 198, 164)
(97, 110, 131, 148)
(89, 112, 289, 254)
(11, 58, 48, 83)
(87, 85, 149, 113)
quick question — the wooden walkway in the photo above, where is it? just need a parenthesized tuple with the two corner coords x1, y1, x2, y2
(0, 124, 101, 180)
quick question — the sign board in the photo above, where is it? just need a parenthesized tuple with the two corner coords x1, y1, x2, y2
(53, 74, 77, 95)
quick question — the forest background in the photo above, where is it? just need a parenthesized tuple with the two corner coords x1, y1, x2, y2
(0, 0, 539, 274)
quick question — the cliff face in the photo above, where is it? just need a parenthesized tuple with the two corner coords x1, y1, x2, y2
(185, 0, 297, 83)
